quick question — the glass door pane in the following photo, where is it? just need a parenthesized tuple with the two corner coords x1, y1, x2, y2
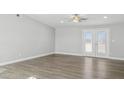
(85, 32, 92, 52)
(84, 32, 94, 56)
(96, 31, 107, 56)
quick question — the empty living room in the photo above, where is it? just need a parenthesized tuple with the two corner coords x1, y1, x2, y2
(0, 14, 124, 79)
(1, 0, 124, 93)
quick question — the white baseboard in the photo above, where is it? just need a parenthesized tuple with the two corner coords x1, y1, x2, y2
(85, 56, 124, 61)
(86, 56, 124, 61)
(55, 52, 124, 61)
(55, 52, 82, 56)
(107, 57, 124, 61)
(0, 52, 124, 66)
(0, 52, 54, 66)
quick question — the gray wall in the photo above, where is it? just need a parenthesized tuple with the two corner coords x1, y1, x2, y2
(55, 27, 83, 55)
(55, 23, 124, 58)
(0, 14, 55, 63)
(109, 24, 124, 58)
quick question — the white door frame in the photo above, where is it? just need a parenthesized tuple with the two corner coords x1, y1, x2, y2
(82, 28, 110, 58)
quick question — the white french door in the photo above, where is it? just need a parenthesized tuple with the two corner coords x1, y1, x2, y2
(83, 29, 109, 57)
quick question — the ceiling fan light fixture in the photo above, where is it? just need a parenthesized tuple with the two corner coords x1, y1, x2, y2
(72, 15, 80, 23)
(73, 19, 80, 23)
(61, 14, 88, 23)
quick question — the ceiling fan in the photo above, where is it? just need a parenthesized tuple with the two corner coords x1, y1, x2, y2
(61, 14, 88, 23)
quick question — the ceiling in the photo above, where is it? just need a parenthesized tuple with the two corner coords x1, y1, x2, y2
(27, 14, 124, 28)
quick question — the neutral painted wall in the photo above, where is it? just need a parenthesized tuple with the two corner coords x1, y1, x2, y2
(109, 24, 124, 58)
(0, 14, 55, 63)
(55, 27, 83, 55)
(55, 23, 124, 58)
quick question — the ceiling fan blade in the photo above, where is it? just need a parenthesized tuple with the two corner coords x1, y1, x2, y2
(80, 18, 88, 20)
(62, 14, 88, 23)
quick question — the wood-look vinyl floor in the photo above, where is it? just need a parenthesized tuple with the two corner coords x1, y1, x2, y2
(0, 54, 124, 79)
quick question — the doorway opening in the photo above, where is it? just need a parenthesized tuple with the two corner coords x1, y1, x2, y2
(83, 28, 109, 58)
